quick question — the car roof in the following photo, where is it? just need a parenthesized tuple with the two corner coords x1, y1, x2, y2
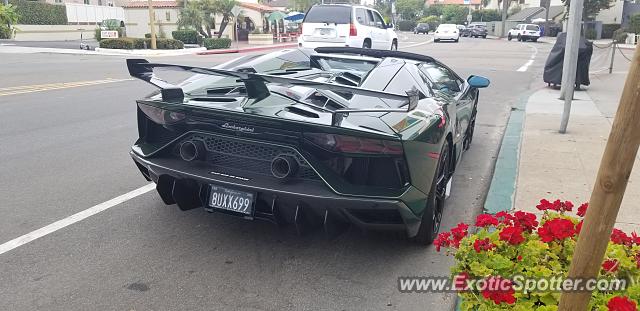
(312, 4, 376, 9)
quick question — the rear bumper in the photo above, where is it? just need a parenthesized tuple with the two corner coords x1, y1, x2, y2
(434, 34, 459, 40)
(131, 151, 424, 237)
(298, 37, 363, 49)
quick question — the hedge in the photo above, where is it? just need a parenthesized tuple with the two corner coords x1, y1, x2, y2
(602, 24, 620, 39)
(397, 20, 417, 31)
(203, 37, 232, 49)
(172, 30, 200, 44)
(9, 0, 67, 25)
(613, 29, 628, 43)
(99, 38, 184, 50)
(99, 38, 134, 49)
(0, 26, 13, 39)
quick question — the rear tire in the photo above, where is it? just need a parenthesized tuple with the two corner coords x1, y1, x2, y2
(454, 38, 459, 42)
(412, 142, 450, 245)
(434, 39, 440, 42)
(517, 34, 522, 41)
(391, 40, 397, 50)
(532, 38, 538, 42)
(508, 34, 512, 41)
(362, 40, 371, 49)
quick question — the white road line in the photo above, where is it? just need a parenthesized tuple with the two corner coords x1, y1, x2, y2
(403, 38, 434, 48)
(517, 60, 534, 72)
(516, 43, 538, 72)
(0, 183, 155, 255)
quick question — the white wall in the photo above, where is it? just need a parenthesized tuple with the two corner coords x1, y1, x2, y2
(66, 3, 125, 24)
(596, 0, 624, 24)
(124, 8, 179, 38)
(13, 24, 97, 41)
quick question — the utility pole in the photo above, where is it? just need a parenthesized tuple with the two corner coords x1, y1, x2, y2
(557, 45, 640, 311)
(148, 0, 157, 50)
(558, 0, 584, 133)
(500, 0, 509, 37)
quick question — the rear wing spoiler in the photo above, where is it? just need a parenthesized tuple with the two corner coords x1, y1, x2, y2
(126, 58, 419, 126)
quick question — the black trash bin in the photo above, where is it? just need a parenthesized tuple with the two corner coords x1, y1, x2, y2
(543, 32, 593, 88)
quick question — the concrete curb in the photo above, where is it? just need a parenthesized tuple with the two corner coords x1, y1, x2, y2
(197, 43, 298, 55)
(453, 90, 533, 311)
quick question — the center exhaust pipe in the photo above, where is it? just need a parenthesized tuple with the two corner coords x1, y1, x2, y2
(271, 155, 299, 179)
(179, 140, 205, 162)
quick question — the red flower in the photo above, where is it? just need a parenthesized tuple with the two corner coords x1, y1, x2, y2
(450, 223, 469, 248)
(499, 226, 525, 245)
(496, 211, 514, 225)
(631, 232, 640, 245)
(607, 295, 638, 311)
(611, 229, 633, 246)
(473, 238, 495, 253)
(537, 199, 574, 212)
(512, 211, 538, 232)
(602, 259, 619, 274)
(577, 203, 589, 217)
(517, 255, 523, 261)
(480, 276, 516, 305)
(538, 218, 576, 243)
(563, 200, 574, 211)
(475, 214, 499, 227)
(433, 232, 451, 252)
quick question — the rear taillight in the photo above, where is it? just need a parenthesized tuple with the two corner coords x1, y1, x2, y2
(138, 103, 185, 125)
(349, 23, 357, 36)
(305, 133, 403, 155)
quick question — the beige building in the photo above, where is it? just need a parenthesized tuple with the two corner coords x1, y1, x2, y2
(123, 0, 282, 40)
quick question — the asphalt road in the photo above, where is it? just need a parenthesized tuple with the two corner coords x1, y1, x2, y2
(0, 34, 551, 310)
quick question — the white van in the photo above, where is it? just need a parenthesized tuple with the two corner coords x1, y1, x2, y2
(298, 4, 398, 50)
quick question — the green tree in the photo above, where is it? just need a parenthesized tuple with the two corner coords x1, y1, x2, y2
(561, 0, 615, 21)
(0, 4, 19, 39)
(290, 0, 320, 12)
(374, 0, 392, 21)
(396, 0, 425, 20)
(418, 15, 440, 29)
(177, 0, 237, 38)
(424, 4, 444, 18)
(628, 13, 640, 34)
(441, 5, 468, 24)
(212, 0, 236, 38)
(472, 9, 501, 22)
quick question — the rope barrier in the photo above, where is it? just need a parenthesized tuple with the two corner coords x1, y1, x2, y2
(617, 44, 633, 62)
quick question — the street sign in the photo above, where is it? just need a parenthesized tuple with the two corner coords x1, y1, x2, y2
(100, 30, 118, 39)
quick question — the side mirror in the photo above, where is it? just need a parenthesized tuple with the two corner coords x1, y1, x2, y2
(468, 75, 490, 88)
(387, 23, 394, 29)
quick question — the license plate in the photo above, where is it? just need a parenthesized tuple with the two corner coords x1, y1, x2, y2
(208, 185, 255, 215)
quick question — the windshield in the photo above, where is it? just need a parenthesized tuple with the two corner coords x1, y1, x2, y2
(304, 6, 352, 24)
(526, 25, 540, 31)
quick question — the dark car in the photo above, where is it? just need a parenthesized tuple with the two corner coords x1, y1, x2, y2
(467, 24, 488, 38)
(126, 47, 490, 245)
(414, 23, 429, 34)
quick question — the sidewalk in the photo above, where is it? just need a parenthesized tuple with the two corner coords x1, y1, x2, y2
(512, 75, 640, 232)
(197, 41, 297, 55)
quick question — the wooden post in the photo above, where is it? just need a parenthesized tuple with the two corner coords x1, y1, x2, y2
(557, 46, 640, 310)
(148, 0, 157, 50)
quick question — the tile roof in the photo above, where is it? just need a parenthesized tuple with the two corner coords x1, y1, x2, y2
(238, 2, 279, 12)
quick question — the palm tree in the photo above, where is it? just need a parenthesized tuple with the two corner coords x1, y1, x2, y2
(212, 0, 237, 38)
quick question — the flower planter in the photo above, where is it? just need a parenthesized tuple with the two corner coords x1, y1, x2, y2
(248, 33, 273, 45)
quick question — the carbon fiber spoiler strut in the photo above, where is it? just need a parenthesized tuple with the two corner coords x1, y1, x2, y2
(126, 58, 419, 126)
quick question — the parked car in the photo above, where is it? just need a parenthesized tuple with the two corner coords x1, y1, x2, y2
(414, 23, 430, 34)
(434, 24, 460, 42)
(126, 47, 490, 244)
(508, 23, 541, 42)
(298, 4, 398, 50)
(467, 24, 488, 38)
